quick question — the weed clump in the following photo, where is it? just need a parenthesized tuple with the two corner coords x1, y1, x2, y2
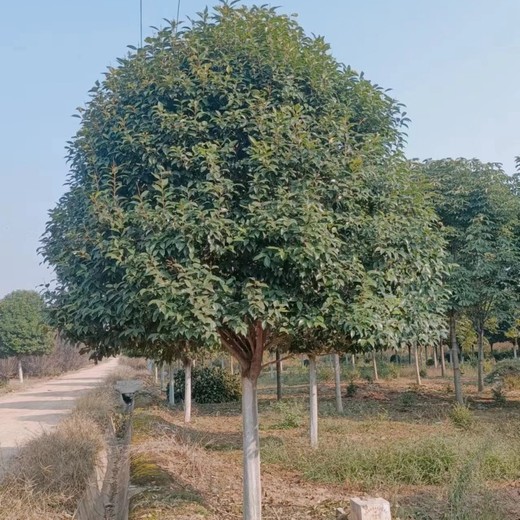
(449, 404, 474, 430)
(269, 400, 304, 429)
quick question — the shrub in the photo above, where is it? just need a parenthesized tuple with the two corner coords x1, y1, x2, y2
(269, 400, 304, 429)
(491, 385, 506, 405)
(174, 366, 241, 404)
(0, 374, 8, 388)
(419, 368, 427, 378)
(346, 381, 357, 397)
(399, 391, 417, 410)
(449, 404, 474, 430)
(426, 358, 435, 366)
(484, 359, 520, 386)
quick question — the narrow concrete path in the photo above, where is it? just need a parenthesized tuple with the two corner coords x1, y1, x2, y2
(0, 357, 120, 473)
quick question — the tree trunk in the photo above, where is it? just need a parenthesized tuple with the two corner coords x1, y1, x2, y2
(413, 343, 422, 385)
(184, 358, 192, 423)
(242, 375, 261, 520)
(450, 312, 464, 404)
(230, 354, 234, 375)
(168, 364, 175, 406)
(440, 342, 446, 377)
(433, 344, 438, 369)
(351, 354, 356, 369)
(154, 363, 158, 384)
(372, 350, 379, 381)
(160, 362, 165, 390)
(219, 321, 266, 519)
(275, 348, 282, 401)
(333, 353, 343, 413)
(18, 358, 24, 384)
(408, 344, 412, 365)
(514, 338, 518, 359)
(309, 355, 318, 448)
(477, 327, 484, 392)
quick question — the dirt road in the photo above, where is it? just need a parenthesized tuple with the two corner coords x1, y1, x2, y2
(0, 358, 120, 473)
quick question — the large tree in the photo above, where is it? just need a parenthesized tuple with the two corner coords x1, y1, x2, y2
(0, 290, 54, 383)
(41, 4, 446, 518)
(423, 158, 520, 396)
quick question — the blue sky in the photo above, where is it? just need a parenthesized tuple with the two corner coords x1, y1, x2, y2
(1, 0, 519, 297)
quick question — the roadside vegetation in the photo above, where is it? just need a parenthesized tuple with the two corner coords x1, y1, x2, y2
(127, 358, 520, 520)
(0, 369, 129, 520)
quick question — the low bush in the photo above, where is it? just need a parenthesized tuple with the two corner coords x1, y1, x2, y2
(269, 400, 304, 430)
(484, 359, 520, 386)
(449, 404, 474, 430)
(491, 385, 506, 405)
(346, 381, 357, 397)
(174, 366, 241, 404)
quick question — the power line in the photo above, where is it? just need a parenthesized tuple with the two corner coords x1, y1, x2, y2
(176, 0, 181, 33)
(140, 0, 143, 48)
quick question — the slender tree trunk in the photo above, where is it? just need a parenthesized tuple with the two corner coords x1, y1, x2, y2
(372, 350, 379, 381)
(184, 358, 192, 423)
(168, 364, 175, 406)
(275, 348, 282, 401)
(154, 363, 158, 384)
(242, 375, 261, 520)
(219, 320, 266, 520)
(408, 344, 412, 365)
(477, 327, 484, 392)
(433, 344, 439, 369)
(333, 353, 343, 413)
(450, 313, 464, 404)
(514, 338, 518, 359)
(440, 342, 446, 377)
(18, 358, 23, 384)
(230, 354, 234, 375)
(221, 357, 225, 370)
(351, 354, 356, 369)
(413, 343, 422, 385)
(160, 362, 165, 390)
(309, 355, 318, 448)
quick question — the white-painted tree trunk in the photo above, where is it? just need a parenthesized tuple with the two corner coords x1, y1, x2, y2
(154, 363, 158, 384)
(160, 363, 165, 390)
(18, 359, 24, 384)
(242, 376, 262, 520)
(333, 353, 343, 413)
(275, 348, 282, 401)
(450, 313, 464, 405)
(309, 355, 318, 448)
(230, 354, 234, 375)
(184, 358, 192, 423)
(372, 350, 379, 381)
(351, 354, 356, 369)
(414, 343, 422, 386)
(514, 338, 518, 359)
(440, 342, 446, 377)
(168, 364, 175, 406)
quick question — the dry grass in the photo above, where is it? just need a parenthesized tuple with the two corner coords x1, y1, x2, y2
(119, 356, 149, 371)
(0, 415, 104, 519)
(127, 368, 520, 520)
(0, 373, 123, 520)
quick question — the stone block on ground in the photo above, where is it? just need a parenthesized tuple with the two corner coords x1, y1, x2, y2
(350, 497, 391, 520)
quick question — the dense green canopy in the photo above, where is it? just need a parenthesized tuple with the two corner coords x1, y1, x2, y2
(0, 290, 54, 359)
